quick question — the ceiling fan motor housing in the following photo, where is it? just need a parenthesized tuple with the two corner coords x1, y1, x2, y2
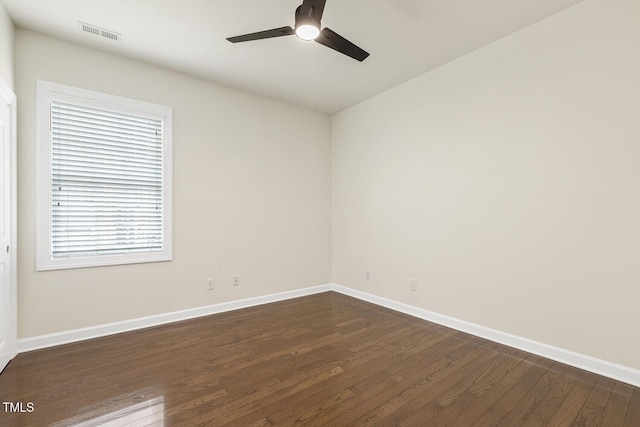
(295, 5, 321, 31)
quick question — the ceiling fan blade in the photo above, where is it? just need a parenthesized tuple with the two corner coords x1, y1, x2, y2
(227, 26, 295, 43)
(301, 0, 327, 21)
(315, 28, 370, 62)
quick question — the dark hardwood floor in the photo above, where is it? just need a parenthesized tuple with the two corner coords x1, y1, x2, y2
(1, 292, 638, 426)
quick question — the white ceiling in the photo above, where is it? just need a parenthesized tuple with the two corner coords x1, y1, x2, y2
(3, 0, 586, 114)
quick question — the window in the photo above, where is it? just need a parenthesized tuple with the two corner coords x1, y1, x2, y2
(36, 81, 172, 270)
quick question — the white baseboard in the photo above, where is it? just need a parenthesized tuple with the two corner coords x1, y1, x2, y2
(331, 284, 640, 388)
(17, 284, 332, 353)
(17, 282, 640, 388)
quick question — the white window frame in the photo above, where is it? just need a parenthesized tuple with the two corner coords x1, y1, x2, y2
(36, 80, 173, 271)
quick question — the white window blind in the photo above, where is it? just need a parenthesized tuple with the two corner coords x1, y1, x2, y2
(51, 102, 164, 258)
(37, 80, 172, 271)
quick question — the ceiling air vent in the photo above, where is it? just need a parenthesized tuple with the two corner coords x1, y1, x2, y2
(77, 22, 121, 41)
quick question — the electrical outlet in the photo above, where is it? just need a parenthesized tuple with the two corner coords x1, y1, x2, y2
(410, 279, 417, 291)
(206, 278, 214, 291)
(365, 271, 371, 280)
(233, 275, 240, 286)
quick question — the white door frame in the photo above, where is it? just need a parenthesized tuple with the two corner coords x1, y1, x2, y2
(0, 76, 17, 373)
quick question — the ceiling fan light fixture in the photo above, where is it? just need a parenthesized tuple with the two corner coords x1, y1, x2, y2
(295, 24, 320, 40)
(227, 0, 370, 62)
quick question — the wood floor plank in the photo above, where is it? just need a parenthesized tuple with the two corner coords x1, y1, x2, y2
(288, 333, 472, 426)
(232, 333, 479, 426)
(622, 388, 640, 427)
(571, 376, 616, 426)
(473, 359, 558, 426)
(448, 354, 542, 427)
(495, 362, 569, 427)
(255, 324, 445, 425)
(600, 381, 635, 427)
(406, 348, 528, 426)
(337, 342, 499, 425)
(0, 291, 637, 427)
(518, 366, 586, 427)
(387, 348, 507, 426)
(546, 371, 598, 427)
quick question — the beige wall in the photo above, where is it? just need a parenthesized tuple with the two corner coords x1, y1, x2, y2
(0, 2, 13, 88)
(16, 30, 332, 338)
(332, 0, 640, 370)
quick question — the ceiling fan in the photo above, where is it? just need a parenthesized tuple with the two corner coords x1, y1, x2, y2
(226, 0, 370, 62)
